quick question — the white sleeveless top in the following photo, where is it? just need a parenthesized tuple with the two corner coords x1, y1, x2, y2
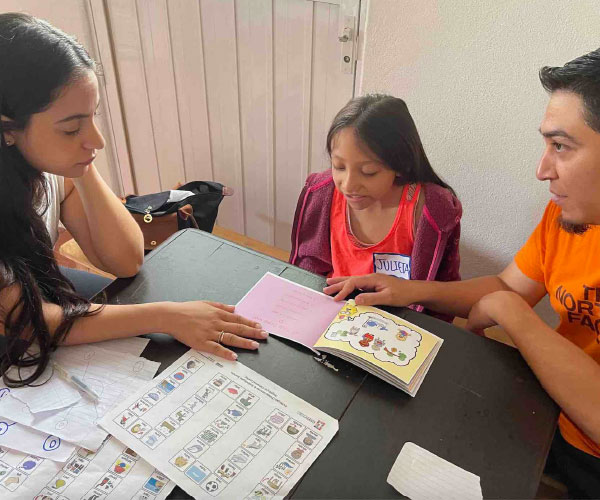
(40, 173, 65, 247)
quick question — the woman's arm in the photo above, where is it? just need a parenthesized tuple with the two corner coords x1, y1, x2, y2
(0, 284, 267, 361)
(60, 165, 144, 277)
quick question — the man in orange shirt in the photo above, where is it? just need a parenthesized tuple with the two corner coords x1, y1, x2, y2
(324, 48, 600, 498)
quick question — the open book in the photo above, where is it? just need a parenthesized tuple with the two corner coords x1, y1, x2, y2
(236, 273, 443, 397)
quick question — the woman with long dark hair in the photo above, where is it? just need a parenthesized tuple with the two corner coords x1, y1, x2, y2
(290, 94, 462, 320)
(0, 13, 266, 386)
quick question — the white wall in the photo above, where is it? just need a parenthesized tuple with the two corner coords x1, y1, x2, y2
(358, 0, 600, 323)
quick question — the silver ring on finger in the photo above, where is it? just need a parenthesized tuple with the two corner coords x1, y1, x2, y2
(218, 330, 225, 344)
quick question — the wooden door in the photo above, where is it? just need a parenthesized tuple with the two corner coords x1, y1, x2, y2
(103, 0, 361, 249)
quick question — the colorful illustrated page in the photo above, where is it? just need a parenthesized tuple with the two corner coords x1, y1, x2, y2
(314, 303, 441, 384)
(235, 272, 344, 351)
(0, 436, 174, 499)
(100, 350, 338, 499)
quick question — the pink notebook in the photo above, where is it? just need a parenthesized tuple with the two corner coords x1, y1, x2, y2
(235, 272, 443, 397)
(235, 272, 344, 352)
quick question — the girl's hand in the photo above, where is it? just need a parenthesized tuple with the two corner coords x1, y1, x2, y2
(164, 301, 268, 361)
(323, 274, 414, 307)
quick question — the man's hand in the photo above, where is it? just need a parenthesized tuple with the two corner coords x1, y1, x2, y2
(466, 290, 533, 334)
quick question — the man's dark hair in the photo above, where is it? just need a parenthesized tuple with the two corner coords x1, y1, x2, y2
(539, 48, 600, 132)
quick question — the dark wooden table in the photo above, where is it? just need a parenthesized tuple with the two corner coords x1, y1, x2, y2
(104, 229, 559, 499)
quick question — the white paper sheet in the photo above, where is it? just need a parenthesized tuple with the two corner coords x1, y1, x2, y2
(100, 350, 339, 499)
(94, 337, 151, 357)
(387, 442, 483, 500)
(0, 345, 160, 450)
(8, 364, 82, 413)
(0, 418, 75, 462)
(8, 338, 151, 415)
(0, 436, 175, 499)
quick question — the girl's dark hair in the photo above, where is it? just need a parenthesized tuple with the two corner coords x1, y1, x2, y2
(326, 94, 455, 195)
(0, 13, 99, 386)
(539, 48, 600, 133)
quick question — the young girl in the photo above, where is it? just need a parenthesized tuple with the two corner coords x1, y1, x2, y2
(0, 13, 266, 386)
(290, 94, 461, 318)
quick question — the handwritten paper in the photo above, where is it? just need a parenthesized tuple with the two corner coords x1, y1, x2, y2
(0, 419, 75, 462)
(100, 350, 338, 499)
(7, 337, 150, 415)
(387, 442, 483, 500)
(0, 345, 160, 450)
(95, 337, 151, 357)
(235, 272, 344, 352)
(9, 365, 81, 414)
(0, 436, 174, 499)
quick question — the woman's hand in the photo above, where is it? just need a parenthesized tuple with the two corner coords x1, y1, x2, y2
(323, 274, 420, 307)
(163, 301, 268, 361)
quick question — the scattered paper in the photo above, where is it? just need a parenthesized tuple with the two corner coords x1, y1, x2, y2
(387, 442, 483, 500)
(8, 364, 81, 414)
(0, 345, 160, 450)
(100, 350, 338, 499)
(0, 436, 174, 499)
(0, 418, 75, 462)
(5, 338, 150, 415)
(94, 337, 151, 357)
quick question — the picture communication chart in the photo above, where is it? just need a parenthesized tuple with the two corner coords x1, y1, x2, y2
(100, 350, 338, 499)
(0, 435, 174, 500)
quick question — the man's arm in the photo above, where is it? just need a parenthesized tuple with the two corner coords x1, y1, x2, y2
(468, 290, 600, 443)
(324, 261, 547, 319)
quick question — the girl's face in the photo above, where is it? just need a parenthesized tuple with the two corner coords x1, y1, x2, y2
(5, 70, 105, 178)
(330, 127, 399, 210)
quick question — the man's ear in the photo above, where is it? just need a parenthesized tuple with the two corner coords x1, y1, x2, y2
(1, 115, 16, 145)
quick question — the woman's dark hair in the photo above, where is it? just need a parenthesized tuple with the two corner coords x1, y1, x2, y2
(0, 13, 100, 386)
(539, 48, 600, 133)
(326, 94, 455, 195)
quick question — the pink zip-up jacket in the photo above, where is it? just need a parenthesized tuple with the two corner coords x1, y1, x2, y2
(289, 171, 462, 322)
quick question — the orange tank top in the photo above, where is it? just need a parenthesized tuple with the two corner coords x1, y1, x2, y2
(330, 184, 421, 279)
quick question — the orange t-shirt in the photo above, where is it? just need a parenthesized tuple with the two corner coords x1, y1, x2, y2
(330, 184, 420, 278)
(514, 201, 600, 457)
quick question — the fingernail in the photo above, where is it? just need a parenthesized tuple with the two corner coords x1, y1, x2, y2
(255, 322, 262, 328)
(251, 341, 259, 348)
(231, 352, 238, 361)
(260, 330, 269, 338)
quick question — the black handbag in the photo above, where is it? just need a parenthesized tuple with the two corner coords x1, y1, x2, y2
(123, 181, 226, 250)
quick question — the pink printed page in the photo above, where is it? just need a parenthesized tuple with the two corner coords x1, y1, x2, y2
(235, 272, 345, 351)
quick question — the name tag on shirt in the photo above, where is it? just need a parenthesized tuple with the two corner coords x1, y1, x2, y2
(373, 253, 411, 280)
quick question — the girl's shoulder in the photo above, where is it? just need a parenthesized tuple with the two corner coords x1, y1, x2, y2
(420, 183, 462, 231)
(304, 170, 333, 190)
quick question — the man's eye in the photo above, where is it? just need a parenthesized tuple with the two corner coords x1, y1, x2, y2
(553, 142, 564, 152)
(64, 129, 80, 136)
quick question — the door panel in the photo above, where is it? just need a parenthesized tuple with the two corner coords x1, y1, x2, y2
(104, 0, 359, 248)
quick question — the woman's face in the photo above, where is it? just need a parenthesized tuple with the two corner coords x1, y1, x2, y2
(6, 70, 105, 178)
